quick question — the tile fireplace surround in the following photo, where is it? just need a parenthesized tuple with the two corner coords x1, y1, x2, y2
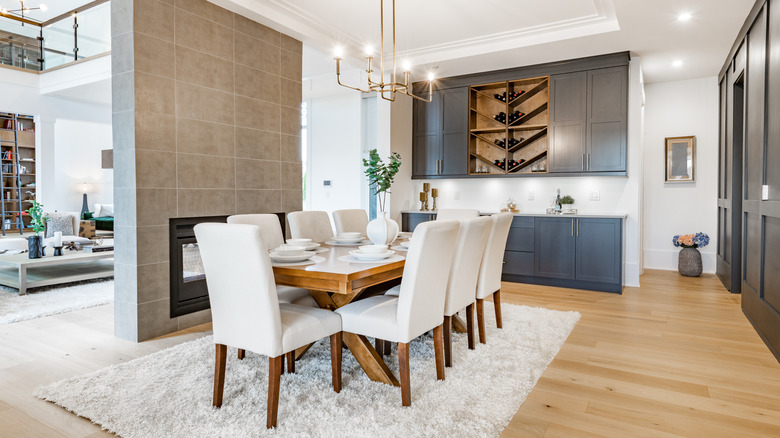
(111, 0, 303, 341)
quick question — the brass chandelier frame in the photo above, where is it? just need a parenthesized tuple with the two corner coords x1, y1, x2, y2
(334, 0, 433, 102)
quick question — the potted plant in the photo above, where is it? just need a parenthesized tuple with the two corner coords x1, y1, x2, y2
(362, 148, 402, 245)
(560, 195, 574, 212)
(26, 200, 46, 258)
(672, 232, 710, 277)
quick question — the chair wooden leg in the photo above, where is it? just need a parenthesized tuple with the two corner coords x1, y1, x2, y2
(466, 303, 475, 350)
(285, 351, 295, 374)
(433, 324, 445, 380)
(213, 344, 227, 407)
(267, 355, 282, 429)
(384, 340, 391, 355)
(237, 348, 245, 360)
(330, 332, 342, 393)
(399, 342, 411, 406)
(443, 315, 452, 367)
(375, 338, 384, 357)
(476, 298, 486, 344)
(494, 289, 503, 329)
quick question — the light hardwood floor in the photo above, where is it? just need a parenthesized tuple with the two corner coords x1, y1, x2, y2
(1, 270, 779, 437)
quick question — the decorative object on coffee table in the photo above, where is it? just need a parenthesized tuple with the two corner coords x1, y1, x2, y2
(363, 149, 401, 245)
(673, 232, 709, 277)
(26, 200, 46, 259)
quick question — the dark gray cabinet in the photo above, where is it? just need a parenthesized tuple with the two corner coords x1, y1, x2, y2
(401, 212, 436, 232)
(548, 72, 587, 173)
(548, 66, 628, 174)
(575, 218, 622, 284)
(534, 217, 576, 279)
(412, 88, 468, 178)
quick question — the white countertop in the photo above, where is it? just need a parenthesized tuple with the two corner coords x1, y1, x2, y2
(402, 210, 627, 219)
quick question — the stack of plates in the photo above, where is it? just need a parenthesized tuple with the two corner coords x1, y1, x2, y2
(327, 236, 370, 246)
(348, 249, 395, 261)
(269, 250, 316, 263)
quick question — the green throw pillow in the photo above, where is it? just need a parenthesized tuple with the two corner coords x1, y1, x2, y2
(82, 212, 94, 220)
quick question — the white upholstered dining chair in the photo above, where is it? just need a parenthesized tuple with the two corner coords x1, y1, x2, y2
(287, 211, 334, 243)
(435, 208, 480, 221)
(227, 214, 317, 308)
(194, 223, 343, 429)
(475, 212, 513, 344)
(332, 209, 369, 235)
(335, 220, 460, 406)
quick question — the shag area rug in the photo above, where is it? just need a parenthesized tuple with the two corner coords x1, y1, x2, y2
(0, 279, 113, 324)
(35, 303, 579, 437)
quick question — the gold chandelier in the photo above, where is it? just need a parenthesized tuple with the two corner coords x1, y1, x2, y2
(334, 0, 433, 102)
(0, 1, 47, 21)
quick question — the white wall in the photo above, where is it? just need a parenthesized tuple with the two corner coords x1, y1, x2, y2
(53, 119, 113, 213)
(0, 65, 112, 214)
(642, 77, 719, 273)
(306, 90, 364, 216)
(394, 58, 646, 287)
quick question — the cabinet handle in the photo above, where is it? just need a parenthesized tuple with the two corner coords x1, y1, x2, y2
(587, 154, 591, 170)
(571, 219, 574, 236)
(582, 154, 585, 171)
(576, 219, 579, 237)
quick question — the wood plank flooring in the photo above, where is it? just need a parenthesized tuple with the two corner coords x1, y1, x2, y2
(1, 270, 778, 436)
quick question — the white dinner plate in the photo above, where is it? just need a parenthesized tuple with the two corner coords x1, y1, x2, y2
(397, 240, 411, 249)
(269, 250, 316, 263)
(272, 255, 325, 267)
(348, 249, 395, 260)
(337, 254, 405, 264)
(332, 237, 365, 243)
(302, 242, 321, 251)
(325, 239, 372, 246)
(390, 245, 408, 252)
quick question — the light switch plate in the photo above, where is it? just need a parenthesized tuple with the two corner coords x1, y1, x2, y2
(762, 185, 769, 200)
(528, 191, 535, 201)
(454, 190, 461, 200)
(589, 191, 600, 201)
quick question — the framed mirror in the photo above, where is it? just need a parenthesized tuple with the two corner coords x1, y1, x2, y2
(665, 136, 695, 182)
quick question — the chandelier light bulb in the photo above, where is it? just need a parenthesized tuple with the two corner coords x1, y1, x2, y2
(678, 12, 692, 22)
(364, 45, 374, 56)
(333, 46, 344, 59)
(402, 60, 411, 72)
(39, 4, 47, 11)
(427, 71, 435, 81)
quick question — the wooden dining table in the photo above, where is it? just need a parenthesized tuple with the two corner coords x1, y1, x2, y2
(272, 243, 406, 386)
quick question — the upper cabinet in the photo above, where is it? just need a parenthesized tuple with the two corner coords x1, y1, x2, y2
(411, 52, 629, 179)
(548, 66, 627, 173)
(413, 88, 469, 178)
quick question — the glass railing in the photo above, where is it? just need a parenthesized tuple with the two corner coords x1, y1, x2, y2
(0, 0, 110, 72)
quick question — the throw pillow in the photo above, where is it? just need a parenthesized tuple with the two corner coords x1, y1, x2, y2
(101, 204, 114, 217)
(83, 212, 94, 220)
(94, 204, 103, 218)
(45, 215, 75, 238)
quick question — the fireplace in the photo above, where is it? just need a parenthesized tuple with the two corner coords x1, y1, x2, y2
(169, 214, 286, 318)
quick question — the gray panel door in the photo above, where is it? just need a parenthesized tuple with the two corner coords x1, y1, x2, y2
(587, 66, 627, 172)
(440, 88, 469, 176)
(548, 72, 586, 173)
(412, 91, 442, 177)
(575, 218, 621, 284)
(534, 217, 576, 279)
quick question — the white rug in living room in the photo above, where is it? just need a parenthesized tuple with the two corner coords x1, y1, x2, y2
(0, 279, 113, 324)
(35, 303, 579, 438)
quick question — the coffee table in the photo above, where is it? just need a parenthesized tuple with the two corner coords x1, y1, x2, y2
(0, 248, 114, 295)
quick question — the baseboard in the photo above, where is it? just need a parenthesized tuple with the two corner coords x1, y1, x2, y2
(643, 249, 716, 274)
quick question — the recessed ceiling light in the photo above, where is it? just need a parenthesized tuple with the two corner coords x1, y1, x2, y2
(678, 12, 692, 22)
(672, 60, 683, 68)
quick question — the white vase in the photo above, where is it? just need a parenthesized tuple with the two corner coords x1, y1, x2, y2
(366, 211, 399, 246)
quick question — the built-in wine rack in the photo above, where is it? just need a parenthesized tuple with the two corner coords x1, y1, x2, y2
(468, 76, 549, 175)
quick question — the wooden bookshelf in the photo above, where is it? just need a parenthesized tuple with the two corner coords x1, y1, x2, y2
(468, 76, 549, 175)
(0, 113, 36, 235)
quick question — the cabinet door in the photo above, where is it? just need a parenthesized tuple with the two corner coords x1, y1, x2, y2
(587, 67, 627, 172)
(534, 217, 576, 279)
(403, 213, 435, 232)
(440, 88, 469, 176)
(575, 218, 622, 284)
(412, 91, 442, 177)
(548, 72, 587, 172)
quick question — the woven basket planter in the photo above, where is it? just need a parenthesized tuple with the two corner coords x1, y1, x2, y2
(678, 247, 702, 277)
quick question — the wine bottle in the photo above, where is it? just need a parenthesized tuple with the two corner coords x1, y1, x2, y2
(555, 189, 562, 212)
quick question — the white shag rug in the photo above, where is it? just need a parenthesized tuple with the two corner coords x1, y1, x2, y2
(35, 303, 579, 437)
(0, 279, 114, 324)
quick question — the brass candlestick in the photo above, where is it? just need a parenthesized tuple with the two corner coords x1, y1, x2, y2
(422, 183, 430, 211)
(419, 192, 427, 211)
(431, 188, 438, 211)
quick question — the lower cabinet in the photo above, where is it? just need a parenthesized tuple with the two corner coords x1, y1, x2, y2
(503, 216, 623, 293)
(401, 212, 437, 232)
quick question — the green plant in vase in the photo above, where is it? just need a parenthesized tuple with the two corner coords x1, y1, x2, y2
(25, 200, 46, 258)
(560, 195, 574, 212)
(362, 149, 402, 245)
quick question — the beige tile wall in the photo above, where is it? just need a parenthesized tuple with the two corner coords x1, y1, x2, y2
(112, 0, 302, 341)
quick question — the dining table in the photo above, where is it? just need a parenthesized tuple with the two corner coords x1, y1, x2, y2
(272, 243, 407, 386)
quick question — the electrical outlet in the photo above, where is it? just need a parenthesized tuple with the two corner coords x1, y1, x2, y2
(589, 191, 600, 201)
(454, 190, 461, 200)
(528, 191, 535, 201)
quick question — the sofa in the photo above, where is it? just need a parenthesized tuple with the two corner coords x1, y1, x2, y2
(83, 203, 114, 231)
(42, 211, 92, 246)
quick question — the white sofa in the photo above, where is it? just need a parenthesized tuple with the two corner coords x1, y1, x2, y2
(42, 211, 92, 246)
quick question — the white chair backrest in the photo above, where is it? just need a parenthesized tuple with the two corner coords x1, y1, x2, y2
(0, 238, 28, 251)
(194, 223, 284, 357)
(332, 209, 369, 235)
(443, 216, 492, 316)
(227, 214, 284, 251)
(476, 213, 513, 299)
(396, 220, 460, 342)
(436, 209, 480, 222)
(287, 211, 334, 242)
